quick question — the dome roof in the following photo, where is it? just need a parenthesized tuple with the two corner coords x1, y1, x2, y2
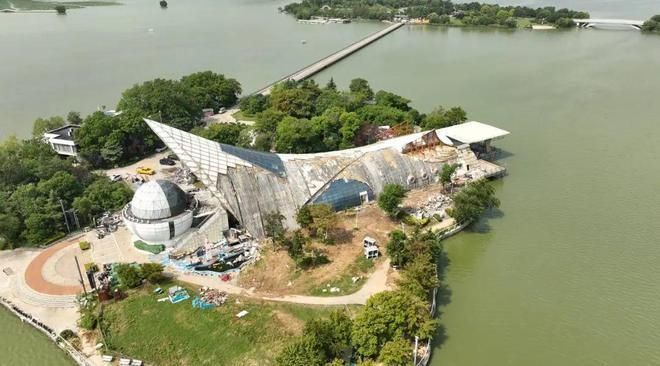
(130, 180, 188, 220)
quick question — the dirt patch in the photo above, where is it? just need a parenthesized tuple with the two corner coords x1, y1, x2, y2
(238, 183, 450, 298)
(272, 310, 305, 336)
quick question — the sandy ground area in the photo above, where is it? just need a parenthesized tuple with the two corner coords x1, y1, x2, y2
(0, 249, 79, 333)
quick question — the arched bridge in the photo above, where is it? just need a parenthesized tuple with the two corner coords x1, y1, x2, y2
(573, 18, 645, 30)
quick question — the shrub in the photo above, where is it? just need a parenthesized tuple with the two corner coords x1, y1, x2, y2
(139, 263, 165, 284)
(115, 263, 142, 288)
(84, 262, 98, 272)
(79, 241, 91, 251)
(54, 5, 66, 14)
(78, 312, 97, 330)
(59, 329, 77, 340)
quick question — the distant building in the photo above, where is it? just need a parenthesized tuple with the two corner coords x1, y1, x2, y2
(43, 124, 80, 157)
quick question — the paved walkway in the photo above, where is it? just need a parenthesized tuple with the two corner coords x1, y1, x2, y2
(176, 258, 392, 306)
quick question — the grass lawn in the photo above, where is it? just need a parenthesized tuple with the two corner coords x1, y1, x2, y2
(308, 255, 376, 296)
(101, 283, 344, 366)
(232, 110, 256, 122)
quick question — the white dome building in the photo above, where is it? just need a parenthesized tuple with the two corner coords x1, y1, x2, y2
(123, 180, 194, 245)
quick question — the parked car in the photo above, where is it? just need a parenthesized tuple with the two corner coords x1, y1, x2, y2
(159, 158, 176, 166)
(218, 107, 226, 114)
(136, 166, 155, 175)
(167, 154, 179, 161)
(155, 146, 168, 153)
(110, 174, 123, 182)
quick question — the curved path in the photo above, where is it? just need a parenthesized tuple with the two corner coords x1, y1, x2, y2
(24, 240, 82, 296)
(176, 258, 392, 306)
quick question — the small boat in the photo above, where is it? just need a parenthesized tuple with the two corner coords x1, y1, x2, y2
(301, 39, 307, 44)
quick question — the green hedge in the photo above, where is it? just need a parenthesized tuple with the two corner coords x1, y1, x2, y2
(134, 240, 165, 254)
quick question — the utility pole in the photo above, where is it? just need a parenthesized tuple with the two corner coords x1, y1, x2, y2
(59, 199, 71, 234)
(74, 256, 88, 295)
(413, 335, 419, 365)
(72, 210, 81, 231)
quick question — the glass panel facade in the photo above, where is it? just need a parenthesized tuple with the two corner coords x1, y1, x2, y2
(220, 144, 286, 177)
(312, 179, 374, 211)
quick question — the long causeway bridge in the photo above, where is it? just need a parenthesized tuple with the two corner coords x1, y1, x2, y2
(573, 18, 645, 30)
(255, 22, 404, 95)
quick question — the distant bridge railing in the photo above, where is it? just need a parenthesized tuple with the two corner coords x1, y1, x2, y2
(573, 18, 645, 30)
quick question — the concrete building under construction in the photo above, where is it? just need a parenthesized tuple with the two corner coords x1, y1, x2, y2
(145, 119, 509, 238)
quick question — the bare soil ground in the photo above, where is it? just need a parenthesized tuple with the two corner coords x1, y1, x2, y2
(239, 202, 403, 296)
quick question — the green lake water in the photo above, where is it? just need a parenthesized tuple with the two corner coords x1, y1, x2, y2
(0, 307, 74, 365)
(2, 0, 660, 365)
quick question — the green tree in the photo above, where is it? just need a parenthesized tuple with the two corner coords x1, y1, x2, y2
(32, 116, 65, 137)
(439, 163, 459, 191)
(555, 17, 575, 28)
(239, 94, 269, 115)
(37, 171, 83, 204)
(192, 123, 246, 145)
(397, 252, 440, 299)
(255, 108, 287, 134)
(117, 78, 202, 131)
(378, 184, 406, 218)
(307, 203, 337, 240)
(296, 205, 313, 228)
(76, 111, 123, 168)
(276, 336, 325, 366)
(422, 106, 467, 130)
(140, 263, 165, 283)
(270, 83, 318, 119)
(264, 211, 286, 243)
(386, 230, 408, 268)
(642, 19, 658, 32)
(66, 111, 83, 125)
(447, 179, 500, 224)
(275, 116, 322, 153)
(180, 71, 242, 112)
(378, 337, 413, 366)
(349, 78, 374, 100)
(325, 77, 337, 90)
(303, 310, 353, 360)
(73, 177, 133, 224)
(351, 290, 436, 359)
(375, 91, 411, 111)
(115, 264, 142, 288)
(338, 111, 362, 149)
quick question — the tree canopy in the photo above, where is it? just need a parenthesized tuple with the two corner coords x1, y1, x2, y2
(447, 179, 500, 224)
(378, 184, 406, 218)
(283, 0, 588, 28)
(0, 136, 132, 249)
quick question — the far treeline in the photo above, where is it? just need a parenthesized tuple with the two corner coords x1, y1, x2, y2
(283, 0, 589, 28)
(642, 15, 660, 32)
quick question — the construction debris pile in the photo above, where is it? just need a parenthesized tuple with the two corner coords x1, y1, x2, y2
(408, 194, 452, 220)
(192, 287, 228, 309)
